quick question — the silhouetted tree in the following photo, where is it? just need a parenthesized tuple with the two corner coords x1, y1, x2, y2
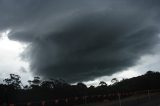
(28, 76, 41, 89)
(111, 78, 119, 84)
(146, 70, 155, 75)
(89, 85, 95, 89)
(23, 85, 29, 90)
(76, 82, 87, 89)
(40, 80, 55, 89)
(3, 74, 22, 89)
(99, 81, 107, 87)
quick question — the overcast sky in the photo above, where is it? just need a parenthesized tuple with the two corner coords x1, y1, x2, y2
(0, 0, 160, 86)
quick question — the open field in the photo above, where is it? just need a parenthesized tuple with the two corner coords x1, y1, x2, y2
(77, 93, 160, 106)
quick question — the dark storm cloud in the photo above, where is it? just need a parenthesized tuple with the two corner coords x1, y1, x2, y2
(0, 0, 160, 82)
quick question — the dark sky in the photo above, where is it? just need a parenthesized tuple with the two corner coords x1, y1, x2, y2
(0, 0, 160, 82)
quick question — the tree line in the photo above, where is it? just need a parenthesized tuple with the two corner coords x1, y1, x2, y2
(0, 71, 160, 105)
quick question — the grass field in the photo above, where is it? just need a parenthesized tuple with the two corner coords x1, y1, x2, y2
(77, 93, 160, 106)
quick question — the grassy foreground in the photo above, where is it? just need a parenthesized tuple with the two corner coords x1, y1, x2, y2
(77, 93, 160, 106)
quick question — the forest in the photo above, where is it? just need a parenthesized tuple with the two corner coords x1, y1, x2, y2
(0, 71, 160, 106)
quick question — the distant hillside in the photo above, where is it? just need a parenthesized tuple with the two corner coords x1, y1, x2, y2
(109, 71, 160, 92)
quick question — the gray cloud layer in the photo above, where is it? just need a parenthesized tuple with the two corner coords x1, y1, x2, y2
(0, 0, 160, 82)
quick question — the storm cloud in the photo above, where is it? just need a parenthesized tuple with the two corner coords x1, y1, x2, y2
(0, 0, 160, 82)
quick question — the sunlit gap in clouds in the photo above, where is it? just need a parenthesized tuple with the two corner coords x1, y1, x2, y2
(0, 29, 33, 84)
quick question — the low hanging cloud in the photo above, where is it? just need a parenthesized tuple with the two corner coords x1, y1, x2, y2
(0, 0, 160, 82)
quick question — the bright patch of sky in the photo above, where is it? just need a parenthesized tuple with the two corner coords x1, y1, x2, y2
(0, 30, 33, 85)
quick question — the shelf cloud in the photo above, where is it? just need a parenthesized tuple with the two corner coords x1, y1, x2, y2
(0, 0, 160, 82)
